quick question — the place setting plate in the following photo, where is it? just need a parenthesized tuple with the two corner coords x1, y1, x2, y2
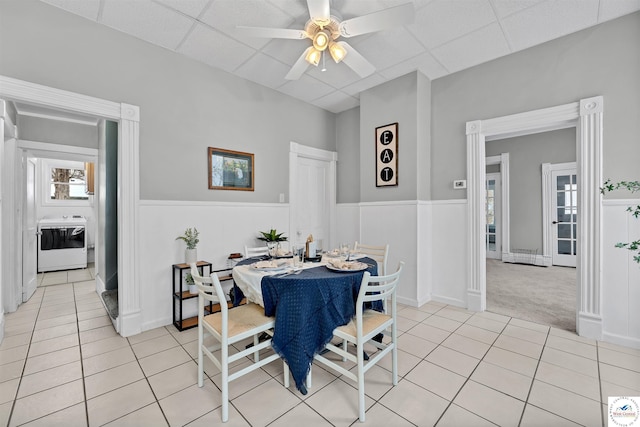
(251, 261, 288, 271)
(326, 261, 369, 273)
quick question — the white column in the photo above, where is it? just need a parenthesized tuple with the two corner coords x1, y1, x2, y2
(118, 103, 141, 337)
(576, 96, 603, 339)
(466, 120, 485, 311)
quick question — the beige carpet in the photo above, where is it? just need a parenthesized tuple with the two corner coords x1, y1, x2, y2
(486, 259, 577, 332)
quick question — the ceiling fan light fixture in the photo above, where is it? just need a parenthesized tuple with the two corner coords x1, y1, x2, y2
(305, 47, 321, 66)
(328, 41, 347, 63)
(312, 30, 330, 51)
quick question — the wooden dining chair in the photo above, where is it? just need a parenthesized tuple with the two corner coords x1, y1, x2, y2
(244, 245, 268, 258)
(314, 262, 404, 423)
(354, 242, 389, 275)
(189, 263, 281, 423)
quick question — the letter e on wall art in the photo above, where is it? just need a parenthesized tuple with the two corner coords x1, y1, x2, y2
(376, 123, 398, 187)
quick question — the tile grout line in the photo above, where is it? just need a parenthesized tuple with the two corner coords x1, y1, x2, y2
(6, 287, 45, 427)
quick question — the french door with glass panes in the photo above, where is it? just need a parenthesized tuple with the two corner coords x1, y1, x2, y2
(486, 173, 501, 259)
(551, 168, 577, 267)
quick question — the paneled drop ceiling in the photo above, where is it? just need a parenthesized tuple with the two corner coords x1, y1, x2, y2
(41, 0, 640, 113)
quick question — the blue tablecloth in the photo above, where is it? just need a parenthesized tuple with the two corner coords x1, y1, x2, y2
(234, 257, 378, 394)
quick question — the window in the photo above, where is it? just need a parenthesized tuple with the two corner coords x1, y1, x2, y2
(42, 159, 92, 206)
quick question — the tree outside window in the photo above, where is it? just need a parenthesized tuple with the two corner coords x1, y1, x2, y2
(50, 167, 88, 200)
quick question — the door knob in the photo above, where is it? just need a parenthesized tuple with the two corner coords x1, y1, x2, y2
(552, 221, 558, 224)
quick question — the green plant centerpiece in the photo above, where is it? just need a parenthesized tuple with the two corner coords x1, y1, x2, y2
(601, 179, 639, 263)
(176, 227, 200, 263)
(257, 229, 287, 258)
(257, 229, 288, 243)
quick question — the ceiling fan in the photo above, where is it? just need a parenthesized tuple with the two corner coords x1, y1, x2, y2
(238, 0, 414, 80)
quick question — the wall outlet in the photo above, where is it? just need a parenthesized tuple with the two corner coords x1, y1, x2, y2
(453, 180, 467, 189)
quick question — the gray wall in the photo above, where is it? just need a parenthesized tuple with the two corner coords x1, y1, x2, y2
(359, 72, 421, 202)
(431, 11, 640, 201)
(0, 0, 336, 203)
(16, 116, 98, 148)
(486, 128, 576, 253)
(336, 107, 360, 204)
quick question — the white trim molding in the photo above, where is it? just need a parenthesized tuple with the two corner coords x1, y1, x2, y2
(0, 75, 142, 337)
(466, 96, 603, 340)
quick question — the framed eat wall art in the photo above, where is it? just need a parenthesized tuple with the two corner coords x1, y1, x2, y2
(375, 122, 398, 187)
(208, 147, 254, 191)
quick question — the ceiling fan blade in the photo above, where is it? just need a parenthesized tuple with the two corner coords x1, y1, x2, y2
(285, 47, 312, 80)
(338, 42, 375, 78)
(339, 2, 414, 38)
(307, 0, 330, 24)
(236, 26, 307, 40)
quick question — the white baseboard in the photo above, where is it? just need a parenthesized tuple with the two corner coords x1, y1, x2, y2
(602, 331, 640, 350)
(502, 252, 551, 267)
(431, 294, 466, 309)
(397, 296, 419, 308)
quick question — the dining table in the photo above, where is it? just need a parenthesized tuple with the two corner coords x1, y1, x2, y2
(231, 254, 379, 394)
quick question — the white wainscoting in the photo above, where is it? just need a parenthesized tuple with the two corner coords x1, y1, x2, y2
(138, 200, 289, 331)
(602, 200, 640, 349)
(359, 201, 418, 305)
(428, 200, 468, 308)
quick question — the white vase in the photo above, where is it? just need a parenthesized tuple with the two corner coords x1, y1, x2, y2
(185, 248, 197, 264)
(188, 284, 198, 295)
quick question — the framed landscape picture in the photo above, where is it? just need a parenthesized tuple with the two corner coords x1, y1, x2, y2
(208, 147, 254, 191)
(375, 123, 398, 187)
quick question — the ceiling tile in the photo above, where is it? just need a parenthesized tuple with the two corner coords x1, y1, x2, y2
(408, 0, 497, 49)
(379, 51, 448, 81)
(179, 23, 256, 73)
(349, 27, 425, 70)
(41, 0, 101, 21)
(598, 0, 640, 22)
(501, 0, 600, 51)
(155, 0, 212, 19)
(100, 0, 194, 50)
(261, 38, 312, 66)
(313, 91, 360, 113)
(277, 74, 335, 102)
(200, 0, 297, 49)
(491, 0, 547, 19)
(234, 52, 292, 88)
(341, 73, 387, 97)
(431, 22, 510, 73)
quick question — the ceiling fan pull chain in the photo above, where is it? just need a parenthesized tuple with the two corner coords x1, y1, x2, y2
(321, 51, 326, 72)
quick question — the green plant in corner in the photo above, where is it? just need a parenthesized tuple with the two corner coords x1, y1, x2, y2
(185, 273, 195, 285)
(257, 228, 287, 242)
(601, 179, 640, 263)
(176, 227, 199, 250)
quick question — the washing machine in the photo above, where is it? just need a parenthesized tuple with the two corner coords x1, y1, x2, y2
(37, 216, 88, 272)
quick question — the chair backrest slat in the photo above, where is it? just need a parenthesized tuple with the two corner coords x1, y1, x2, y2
(354, 242, 389, 276)
(245, 245, 269, 258)
(356, 262, 404, 313)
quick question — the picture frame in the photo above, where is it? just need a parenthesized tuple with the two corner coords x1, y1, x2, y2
(208, 147, 254, 191)
(375, 123, 398, 187)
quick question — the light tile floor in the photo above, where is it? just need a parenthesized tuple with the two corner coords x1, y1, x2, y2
(1, 270, 639, 426)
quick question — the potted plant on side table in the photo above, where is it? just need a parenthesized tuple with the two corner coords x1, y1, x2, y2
(185, 273, 198, 295)
(176, 227, 200, 264)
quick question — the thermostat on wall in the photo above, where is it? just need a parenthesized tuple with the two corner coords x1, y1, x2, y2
(453, 180, 467, 189)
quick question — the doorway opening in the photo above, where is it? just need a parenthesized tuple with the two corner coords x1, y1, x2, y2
(466, 97, 604, 340)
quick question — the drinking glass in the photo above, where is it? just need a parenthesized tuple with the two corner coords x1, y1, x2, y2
(340, 243, 350, 261)
(293, 245, 304, 268)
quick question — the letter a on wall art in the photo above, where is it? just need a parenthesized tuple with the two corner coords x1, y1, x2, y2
(376, 123, 398, 187)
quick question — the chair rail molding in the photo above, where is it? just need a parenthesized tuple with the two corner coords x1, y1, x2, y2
(466, 96, 603, 341)
(0, 75, 142, 337)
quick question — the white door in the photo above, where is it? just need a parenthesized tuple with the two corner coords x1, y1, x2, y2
(551, 168, 577, 267)
(486, 173, 501, 259)
(22, 157, 37, 301)
(289, 143, 336, 252)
